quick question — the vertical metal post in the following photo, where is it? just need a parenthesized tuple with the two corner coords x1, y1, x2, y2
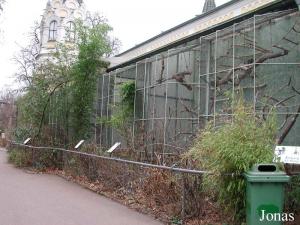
(163, 50, 170, 165)
(55, 93, 58, 142)
(232, 23, 236, 123)
(100, 75, 105, 149)
(214, 31, 218, 126)
(106, 73, 111, 146)
(253, 15, 257, 114)
(32, 147, 35, 168)
(88, 156, 91, 179)
(175, 52, 179, 141)
(95, 76, 99, 144)
(142, 60, 148, 160)
(188, 50, 194, 135)
(143, 59, 148, 120)
(132, 63, 138, 151)
(205, 37, 211, 121)
(49, 94, 51, 125)
(51, 94, 54, 131)
(151, 56, 158, 162)
(198, 37, 202, 128)
(111, 71, 117, 147)
(181, 173, 186, 225)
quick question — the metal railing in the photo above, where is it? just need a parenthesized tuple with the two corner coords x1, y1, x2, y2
(8, 141, 300, 224)
(9, 141, 211, 224)
(10, 141, 208, 175)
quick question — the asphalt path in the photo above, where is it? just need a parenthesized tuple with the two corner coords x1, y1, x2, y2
(0, 149, 163, 225)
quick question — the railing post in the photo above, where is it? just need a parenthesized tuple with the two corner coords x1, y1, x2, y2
(31, 147, 35, 167)
(181, 173, 186, 225)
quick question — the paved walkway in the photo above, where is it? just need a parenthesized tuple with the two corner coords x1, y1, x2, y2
(0, 149, 163, 225)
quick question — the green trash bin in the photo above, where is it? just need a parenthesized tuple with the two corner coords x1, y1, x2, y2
(245, 164, 290, 225)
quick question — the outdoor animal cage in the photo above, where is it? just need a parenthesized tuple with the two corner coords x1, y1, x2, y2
(49, 9, 300, 163)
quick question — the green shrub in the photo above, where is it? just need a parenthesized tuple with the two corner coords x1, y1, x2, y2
(8, 147, 62, 170)
(187, 98, 277, 224)
(97, 81, 135, 152)
(8, 149, 29, 167)
(286, 175, 300, 214)
(13, 126, 34, 143)
(119, 81, 135, 111)
(32, 150, 61, 170)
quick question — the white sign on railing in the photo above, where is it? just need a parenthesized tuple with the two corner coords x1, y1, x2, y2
(23, 138, 31, 145)
(107, 142, 121, 153)
(75, 140, 85, 149)
(274, 146, 300, 164)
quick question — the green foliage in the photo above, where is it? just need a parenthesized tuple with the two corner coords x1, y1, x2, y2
(13, 126, 35, 143)
(16, 14, 117, 145)
(187, 98, 277, 223)
(69, 19, 113, 141)
(119, 81, 135, 110)
(8, 147, 62, 170)
(16, 45, 72, 143)
(8, 149, 29, 167)
(170, 216, 182, 225)
(98, 81, 135, 147)
(286, 175, 300, 214)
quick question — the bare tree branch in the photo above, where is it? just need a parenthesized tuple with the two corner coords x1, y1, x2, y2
(215, 49, 289, 87)
(277, 105, 300, 144)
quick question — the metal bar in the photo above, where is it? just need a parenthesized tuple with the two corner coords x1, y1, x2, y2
(132, 63, 138, 150)
(135, 117, 212, 121)
(253, 15, 256, 114)
(55, 93, 58, 142)
(133, 93, 193, 102)
(197, 37, 202, 128)
(48, 94, 51, 125)
(214, 31, 218, 126)
(106, 73, 111, 146)
(95, 76, 99, 143)
(143, 60, 148, 120)
(11, 142, 209, 175)
(175, 53, 179, 143)
(143, 60, 150, 161)
(151, 55, 158, 161)
(128, 57, 300, 91)
(205, 39, 211, 121)
(141, 143, 186, 151)
(232, 23, 236, 124)
(100, 75, 105, 149)
(111, 71, 117, 146)
(181, 174, 186, 225)
(254, 63, 300, 65)
(132, 112, 300, 120)
(163, 50, 170, 164)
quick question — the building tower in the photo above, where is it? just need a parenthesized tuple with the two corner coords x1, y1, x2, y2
(202, 0, 216, 13)
(37, 0, 86, 61)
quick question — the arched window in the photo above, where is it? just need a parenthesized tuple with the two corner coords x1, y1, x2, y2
(49, 21, 57, 41)
(66, 21, 76, 42)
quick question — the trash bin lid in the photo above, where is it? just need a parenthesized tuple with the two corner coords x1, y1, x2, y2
(244, 164, 290, 183)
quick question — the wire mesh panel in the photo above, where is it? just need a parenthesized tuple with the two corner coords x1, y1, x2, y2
(95, 10, 300, 162)
(254, 11, 300, 145)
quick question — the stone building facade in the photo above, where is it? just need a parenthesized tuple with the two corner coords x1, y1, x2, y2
(37, 0, 85, 61)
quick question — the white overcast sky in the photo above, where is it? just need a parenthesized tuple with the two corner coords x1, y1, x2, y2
(0, 0, 229, 90)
